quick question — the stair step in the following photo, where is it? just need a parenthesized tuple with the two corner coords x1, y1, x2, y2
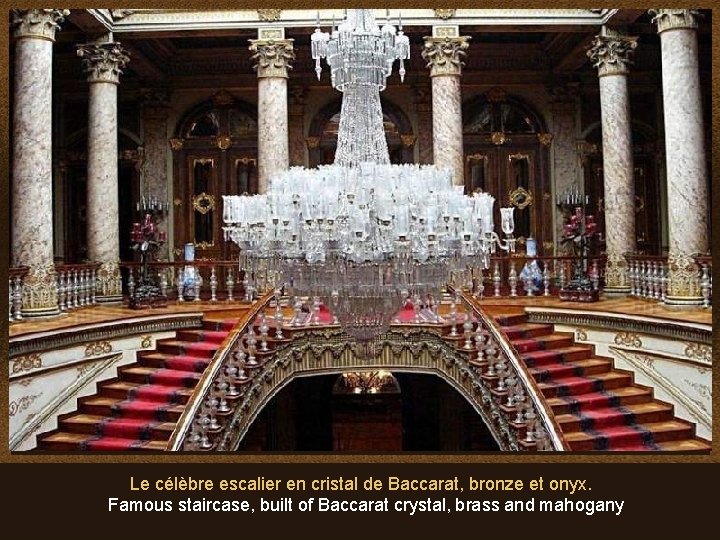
(493, 313, 529, 326)
(202, 318, 240, 331)
(37, 431, 168, 452)
(58, 414, 176, 440)
(538, 371, 634, 398)
(98, 381, 193, 404)
(156, 340, 220, 359)
(119, 366, 202, 387)
(78, 395, 186, 422)
(521, 346, 595, 367)
(137, 352, 210, 373)
(176, 329, 229, 344)
(511, 333, 574, 353)
(654, 439, 712, 452)
(564, 420, 696, 451)
(501, 323, 555, 339)
(547, 386, 654, 415)
(529, 357, 613, 382)
(555, 402, 674, 432)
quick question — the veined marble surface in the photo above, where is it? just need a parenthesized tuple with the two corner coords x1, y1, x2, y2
(599, 74, 634, 290)
(257, 77, 288, 193)
(431, 75, 464, 186)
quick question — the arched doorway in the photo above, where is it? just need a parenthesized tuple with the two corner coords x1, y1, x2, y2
(171, 91, 258, 261)
(463, 89, 552, 253)
(237, 372, 500, 452)
(579, 122, 663, 255)
(307, 97, 415, 167)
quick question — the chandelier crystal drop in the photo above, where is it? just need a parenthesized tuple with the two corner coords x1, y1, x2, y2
(224, 9, 516, 349)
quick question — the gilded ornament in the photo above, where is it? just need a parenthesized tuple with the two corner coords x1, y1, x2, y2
(422, 36, 471, 77)
(491, 132, 507, 146)
(434, 9, 457, 20)
(537, 133, 553, 146)
(12, 354, 43, 374)
(574, 329, 588, 342)
(174, 198, 183, 207)
(605, 253, 629, 289)
(614, 332, 642, 348)
(400, 134, 417, 148)
(305, 136, 321, 149)
(77, 41, 131, 84)
(9, 394, 41, 417)
(509, 186, 533, 210)
(140, 335, 153, 349)
(684, 342, 711, 364)
(587, 28, 637, 77)
(257, 9, 282, 22)
(85, 341, 113, 357)
(192, 193, 216, 215)
(249, 39, 295, 78)
(667, 252, 701, 299)
(169, 138, 184, 151)
(216, 135, 232, 151)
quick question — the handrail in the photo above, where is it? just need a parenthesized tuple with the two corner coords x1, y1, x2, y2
(167, 290, 274, 450)
(460, 289, 570, 451)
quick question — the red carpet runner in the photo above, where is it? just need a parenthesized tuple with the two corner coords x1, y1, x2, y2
(36, 318, 238, 451)
(493, 312, 710, 452)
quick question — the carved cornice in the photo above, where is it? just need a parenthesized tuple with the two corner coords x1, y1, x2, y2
(257, 9, 282, 22)
(9, 314, 203, 358)
(434, 9, 457, 20)
(526, 309, 711, 346)
(11, 9, 69, 41)
(422, 36, 471, 77)
(77, 41, 131, 84)
(248, 39, 295, 79)
(649, 9, 702, 33)
(587, 28, 637, 77)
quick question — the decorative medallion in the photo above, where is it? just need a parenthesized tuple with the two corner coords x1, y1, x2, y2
(490, 132, 507, 145)
(173, 198, 183, 207)
(537, 133, 553, 146)
(192, 192, 216, 215)
(85, 341, 113, 357)
(509, 186, 533, 209)
(12, 354, 42, 375)
(575, 329, 588, 342)
(257, 9, 282, 22)
(614, 331, 642, 349)
(684, 342, 711, 364)
(169, 138, 184, 151)
(434, 9, 457, 20)
(306, 136, 321, 149)
(216, 135, 232, 151)
(400, 134, 417, 147)
(140, 335, 152, 349)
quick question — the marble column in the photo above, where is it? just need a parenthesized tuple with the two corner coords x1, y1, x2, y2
(413, 83, 434, 165)
(11, 9, 69, 317)
(288, 85, 307, 167)
(77, 37, 130, 302)
(650, 10, 708, 305)
(141, 88, 171, 259)
(587, 27, 637, 295)
(249, 38, 295, 193)
(422, 36, 470, 186)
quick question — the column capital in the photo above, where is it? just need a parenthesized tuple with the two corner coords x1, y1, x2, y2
(422, 36, 471, 77)
(249, 39, 295, 78)
(587, 27, 637, 77)
(77, 41, 130, 84)
(11, 9, 69, 41)
(649, 9, 702, 33)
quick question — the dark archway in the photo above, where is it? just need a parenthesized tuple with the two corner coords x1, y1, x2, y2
(171, 91, 258, 261)
(462, 88, 552, 254)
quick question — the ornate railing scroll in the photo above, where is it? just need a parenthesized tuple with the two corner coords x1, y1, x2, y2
(460, 289, 569, 451)
(166, 290, 274, 451)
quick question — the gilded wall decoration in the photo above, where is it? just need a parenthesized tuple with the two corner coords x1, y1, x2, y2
(12, 354, 42, 375)
(434, 9, 457, 19)
(140, 335, 153, 349)
(9, 394, 41, 417)
(614, 331, 642, 348)
(169, 138, 184, 151)
(537, 133, 553, 146)
(574, 329, 587, 342)
(84, 341, 113, 357)
(257, 9, 282, 22)
(684, 342, 711, 364)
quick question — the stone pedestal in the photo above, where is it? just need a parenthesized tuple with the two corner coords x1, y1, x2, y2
(249, 38, 295, 193)
(77, 39, 130, 303)
(11, 9, 69, 317)
(422, 36, 470, 186)
(587, 28, 637, 295)
(650, 10, 708, 305)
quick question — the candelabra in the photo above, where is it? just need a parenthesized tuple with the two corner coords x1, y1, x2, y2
(129, 200, 168, 309)
(556, 189, 599, 302)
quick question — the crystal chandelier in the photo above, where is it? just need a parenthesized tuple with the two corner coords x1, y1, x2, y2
(224, 10, 516, 349)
